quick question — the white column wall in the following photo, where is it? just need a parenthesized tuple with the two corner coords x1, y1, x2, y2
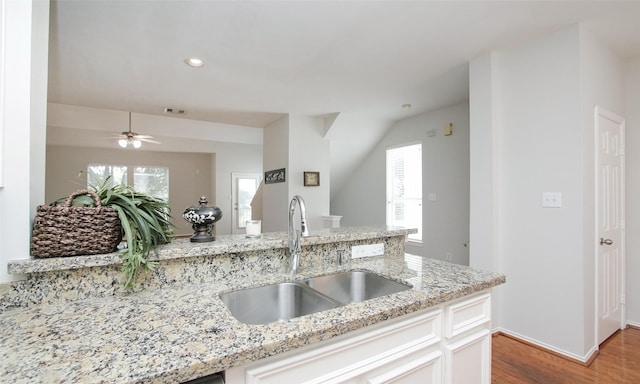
(624, 57, 640, 326)
(0, 0, 49, 282)
(262, 116, 290, 233)
(262, 114, 331, 233)
(469, 51, 503, 326)
(469, 52, 500, 273)
(288, 115, 330, 232)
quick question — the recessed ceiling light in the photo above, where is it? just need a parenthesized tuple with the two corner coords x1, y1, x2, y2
(402, 104, 412, 110)
(185, 57, 204, 68)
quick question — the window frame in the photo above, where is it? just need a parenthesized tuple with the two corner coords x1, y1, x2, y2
(385, 142, 423, 244)
(133, 165, 170, 201)
(86, 163, 170, 202)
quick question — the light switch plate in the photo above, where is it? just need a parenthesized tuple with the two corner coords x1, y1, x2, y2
(352, 243, 385, 259)
(542, 192, 562, 208)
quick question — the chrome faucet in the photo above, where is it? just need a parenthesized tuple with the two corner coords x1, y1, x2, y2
(288, 195, 310, 276)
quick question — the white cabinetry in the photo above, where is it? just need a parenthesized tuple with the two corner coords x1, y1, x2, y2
(226, 292, 491, 384)
(443, 293, 491, 384)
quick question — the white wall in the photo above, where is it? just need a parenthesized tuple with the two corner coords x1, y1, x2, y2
(331, 102, 470, 263)
(329, 137, 386, 227)
(470, 24, 625, 360)
(262, 116, 290, 232)
(289, 115, 331, 232)
(262, 115, 331, 233)
(213, 143, 262, 235)
(624, 57, 640, 326)
(469, 52, 500, 273)
(498, 25, 585, 358)
(0, 0, 49, 282)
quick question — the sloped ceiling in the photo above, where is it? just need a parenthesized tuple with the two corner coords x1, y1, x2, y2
(47, 0, 640, 196)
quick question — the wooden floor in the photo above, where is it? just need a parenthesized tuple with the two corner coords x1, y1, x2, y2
(492, 328, 640, 383)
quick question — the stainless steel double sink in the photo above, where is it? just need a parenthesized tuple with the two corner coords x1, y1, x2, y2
(220, 270, 412, 325)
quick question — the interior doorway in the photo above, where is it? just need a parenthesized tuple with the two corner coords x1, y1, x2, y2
(595, 105, 626, 345)
(231, 173, 262, 235)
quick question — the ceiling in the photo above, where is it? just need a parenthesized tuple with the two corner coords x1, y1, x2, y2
(47, 0, 640, 194)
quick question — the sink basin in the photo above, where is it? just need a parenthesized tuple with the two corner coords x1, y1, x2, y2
(220, 271, 411, 325)
(304, 270, 411, 304)
(220, 282, 339, 325)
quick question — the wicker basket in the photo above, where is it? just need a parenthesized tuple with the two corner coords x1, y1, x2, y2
(31, 189, 122, 258)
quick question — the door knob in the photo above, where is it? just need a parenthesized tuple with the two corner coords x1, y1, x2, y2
(600, 238, 613, 246)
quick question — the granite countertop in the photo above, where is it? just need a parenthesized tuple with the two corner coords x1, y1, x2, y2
(7, 226, 415, 275)
(0, 252, 505, 384)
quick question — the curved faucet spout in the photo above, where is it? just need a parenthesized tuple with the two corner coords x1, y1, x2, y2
(288, 195, 310, 276)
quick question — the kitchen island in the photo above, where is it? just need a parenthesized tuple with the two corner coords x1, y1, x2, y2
(0, 226, 504, 383)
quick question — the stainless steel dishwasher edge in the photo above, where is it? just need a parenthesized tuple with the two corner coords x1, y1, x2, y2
(182, 372, 224, 384)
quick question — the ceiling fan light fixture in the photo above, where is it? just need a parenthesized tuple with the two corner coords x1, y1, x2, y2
(114, 111, 158, 148)
(185, 57, 204, 68)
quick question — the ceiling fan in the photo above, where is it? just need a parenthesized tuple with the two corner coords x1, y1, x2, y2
(112, 112, 161, 148)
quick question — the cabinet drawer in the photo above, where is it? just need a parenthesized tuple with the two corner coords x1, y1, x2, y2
(444, 293, 490, 339)
(241, 309, 442, 384)
(366, 350, 443, 384)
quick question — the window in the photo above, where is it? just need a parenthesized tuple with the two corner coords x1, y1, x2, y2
(386, 143, 422, 242)
(87, 164, 127, 188)
(134, 166, 169, 201)
(87, 164, 169, 201)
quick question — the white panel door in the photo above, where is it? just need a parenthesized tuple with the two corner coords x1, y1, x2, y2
(595, 106, 626, 345)
(231, 173, 261, 235)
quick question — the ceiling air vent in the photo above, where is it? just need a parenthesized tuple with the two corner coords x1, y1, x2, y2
(163, 107, 186, 115)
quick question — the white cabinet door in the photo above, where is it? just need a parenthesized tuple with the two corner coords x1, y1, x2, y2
(444, 329, 491, 384)
(231, 310, 442, 384)
(364, 350, 443, 384)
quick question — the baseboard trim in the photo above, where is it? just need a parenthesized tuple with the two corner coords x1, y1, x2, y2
(627, 321, 640, 329)
(492, 330, 599, 367)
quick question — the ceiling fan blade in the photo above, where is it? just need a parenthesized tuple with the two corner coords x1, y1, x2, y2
(108, 112, 160, 145)
(139, 138, 161, 144)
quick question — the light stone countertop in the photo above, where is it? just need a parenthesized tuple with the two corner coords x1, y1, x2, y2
(7, 226, 415, 275)
(0, 252, 505, 384)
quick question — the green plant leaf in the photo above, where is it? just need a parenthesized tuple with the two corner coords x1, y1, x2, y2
(83, 176, 174, 290)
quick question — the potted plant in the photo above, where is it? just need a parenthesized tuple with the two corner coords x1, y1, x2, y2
(65, 179, 173, 290)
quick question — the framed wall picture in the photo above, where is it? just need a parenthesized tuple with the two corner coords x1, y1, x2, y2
(265, 168, 286, 184)
(304, 171, 320, 186)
